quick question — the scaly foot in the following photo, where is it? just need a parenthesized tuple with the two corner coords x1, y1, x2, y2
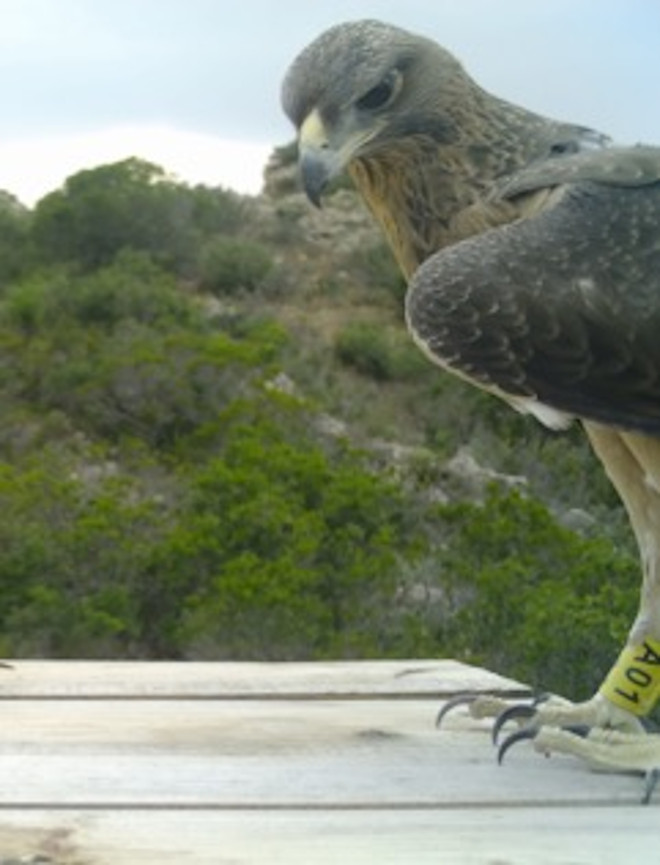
(438, 690, 659, 803)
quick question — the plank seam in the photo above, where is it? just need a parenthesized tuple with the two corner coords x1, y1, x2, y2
(0, 689, 532, 702)
(0, 799, 642, 811)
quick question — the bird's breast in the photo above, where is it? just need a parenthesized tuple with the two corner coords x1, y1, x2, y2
(349, 143, 528, 277)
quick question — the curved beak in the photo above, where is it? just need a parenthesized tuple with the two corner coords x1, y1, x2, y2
(297, 109, 343, 208)
(299, 149, 336, 208)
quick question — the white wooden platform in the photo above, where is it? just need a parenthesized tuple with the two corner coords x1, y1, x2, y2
(0, 659, 654, 864)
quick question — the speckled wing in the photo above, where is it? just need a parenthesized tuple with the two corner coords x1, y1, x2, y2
(406, 147, 660, 434)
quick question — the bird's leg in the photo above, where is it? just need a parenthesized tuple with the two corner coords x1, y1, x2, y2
(501, 428, 660, 787)
(439, 427, 660, 795)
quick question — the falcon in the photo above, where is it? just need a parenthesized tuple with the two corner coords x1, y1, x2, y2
(281, 19, 660, 798)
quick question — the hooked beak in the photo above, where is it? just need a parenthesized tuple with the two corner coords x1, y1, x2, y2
(297, 108, 344, 208)
(300, 149, 336, 208)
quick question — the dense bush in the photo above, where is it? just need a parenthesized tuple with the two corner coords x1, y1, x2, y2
(347, 241, 406, 302)
(199, 237, 274, 296)
(335, 321, 429, 381)
(0, 437, 638, 695)
(2, 253, 197, 335)
(0, 396, 425, 660)
(420, 486, 638, 698)
(12, 323, 284, 449)
(0, 457, 165, 657)
(0, 192, 30, 288)
(187, 185, 249, 236)
(148, 408, 423, 658)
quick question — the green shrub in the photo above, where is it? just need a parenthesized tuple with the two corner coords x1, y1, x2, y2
(348, 241, 406, 301)
(0, 192, 31, 288)
(423, 486, 638, 698)
(188, 185, 249, 235)
(56, 252, 198, 329)
(2, 254, 199, 335)
(335, 322, 395, 380)
(0, 458, 166, 657)
(1, 272, 61, 334)
(334, 322, 429, 382)
(199, 237, 274, 295)
(149, 409, 424, 659)
(33, 321, 285, 448)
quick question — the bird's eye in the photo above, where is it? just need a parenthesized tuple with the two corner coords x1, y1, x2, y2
(356, 70, 402, 111)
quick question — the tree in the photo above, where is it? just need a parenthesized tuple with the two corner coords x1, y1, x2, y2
(0, 191, 30, 288)
(31, 158, 194, 272)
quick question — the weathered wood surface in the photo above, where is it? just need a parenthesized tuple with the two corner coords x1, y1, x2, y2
(0, 661, 653, 864)
(0, 658, 527, 698)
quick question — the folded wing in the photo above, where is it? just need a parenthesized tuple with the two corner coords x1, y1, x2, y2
(406, 147, 660, 434)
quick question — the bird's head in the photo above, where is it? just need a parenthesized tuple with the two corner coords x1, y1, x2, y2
(281, 19, 468, 206)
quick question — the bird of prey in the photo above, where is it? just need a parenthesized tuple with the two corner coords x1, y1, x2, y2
(282, 19, 660, 797)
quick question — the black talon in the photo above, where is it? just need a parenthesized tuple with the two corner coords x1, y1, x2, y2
(435, 693, 478, 728)
(497, 727, 537, 764)
(492, 704, 535, 745)
(643, 768, 659, 805)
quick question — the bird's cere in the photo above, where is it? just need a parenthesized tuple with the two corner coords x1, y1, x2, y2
(299, 109, 328, 151)
(298, 109, 335, 207)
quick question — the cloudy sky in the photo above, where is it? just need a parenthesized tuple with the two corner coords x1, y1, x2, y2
(1, 0, 658, 205)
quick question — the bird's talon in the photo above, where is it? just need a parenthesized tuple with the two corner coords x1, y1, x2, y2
(492, 703, 536, 745)
(435, 693, 479, 728)
(497, 727, 537, 764)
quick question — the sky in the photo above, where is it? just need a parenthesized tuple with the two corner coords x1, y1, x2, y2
(0, 0, 658, 206)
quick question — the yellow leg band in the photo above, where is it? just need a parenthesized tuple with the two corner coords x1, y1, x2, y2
(599, 638, 660, 716)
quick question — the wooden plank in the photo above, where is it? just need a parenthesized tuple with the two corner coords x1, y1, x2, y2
(0, 661, 649, 863)
(0, 659, 528, 699)
(0, 699, 644, 806)
(0, 807, 656, 865)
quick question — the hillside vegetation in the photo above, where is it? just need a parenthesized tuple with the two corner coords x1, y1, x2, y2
(0, 151, 640, 699)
